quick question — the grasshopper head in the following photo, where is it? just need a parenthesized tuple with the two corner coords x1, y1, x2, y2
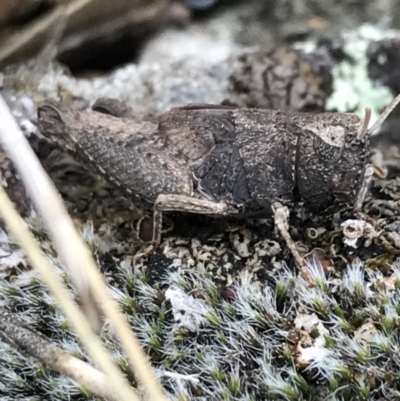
(296, 93, 400, 214)
(295, 111, 369, 214)
(37, 100, 81, 152)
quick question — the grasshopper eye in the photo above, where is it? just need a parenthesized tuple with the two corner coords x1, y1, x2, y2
(348, 138, 363, 151)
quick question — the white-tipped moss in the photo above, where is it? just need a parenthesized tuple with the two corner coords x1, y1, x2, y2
(258, 362, 302, 401)
(305, 348, 349, 381)
(304, 256, 331, 293)
(3, 229, 400, 400)
(342, 263, 371, 302)
(232, 272, 281, 328)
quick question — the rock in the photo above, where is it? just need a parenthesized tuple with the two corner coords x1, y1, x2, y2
(229, 47, 329, 111)
(368, 38, 400, 94)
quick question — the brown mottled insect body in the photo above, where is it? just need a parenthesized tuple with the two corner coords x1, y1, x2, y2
(38, 101, 193, 208)
(37, 95, 400, 287)
(160, 106, 367, 215)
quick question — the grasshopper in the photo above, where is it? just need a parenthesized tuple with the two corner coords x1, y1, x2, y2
(37, 94, 400, 286)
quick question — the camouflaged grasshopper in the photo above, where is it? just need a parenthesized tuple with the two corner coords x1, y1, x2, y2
(37, 94, 400, 286)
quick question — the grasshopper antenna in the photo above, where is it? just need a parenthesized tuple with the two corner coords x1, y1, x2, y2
(362, 92, 400, 138)
(357, 107, 372, 139)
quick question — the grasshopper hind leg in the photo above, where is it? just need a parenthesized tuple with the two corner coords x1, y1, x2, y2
(133, 194, 231, 263)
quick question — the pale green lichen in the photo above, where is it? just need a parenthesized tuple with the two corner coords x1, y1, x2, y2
(327, 25, 394, 118)
(296, 24, 396, 123)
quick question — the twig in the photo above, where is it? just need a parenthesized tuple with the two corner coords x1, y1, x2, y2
(0, 184, 139, 401)
(0, 93, 167, 399)
(163, 371, 200, 384)
(0, 310, 120, 401)
(0, 0, 170, 67)
(0, 0, 92, 66)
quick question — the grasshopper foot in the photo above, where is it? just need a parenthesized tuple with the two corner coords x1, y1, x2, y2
(132, 243, 158, 264)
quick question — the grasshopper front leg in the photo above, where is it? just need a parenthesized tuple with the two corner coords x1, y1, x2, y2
(353, 165, 374, 214)
(272, 202, 315, 288)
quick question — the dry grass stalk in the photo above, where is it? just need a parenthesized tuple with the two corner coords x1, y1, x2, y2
(0, 94, 167, 401)
(0, 183, 140, 401)
(0, 310, 122, 401)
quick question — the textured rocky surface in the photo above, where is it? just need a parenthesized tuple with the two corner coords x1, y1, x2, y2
(2, 1, 400, 400)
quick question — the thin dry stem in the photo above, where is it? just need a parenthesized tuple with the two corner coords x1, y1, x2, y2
(0, 0, 89, 65)
(0, 94, 167, 401)
(0, 185, 139, 401)
(368, 93, 400, 135)
(0, 311, 120, 401)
